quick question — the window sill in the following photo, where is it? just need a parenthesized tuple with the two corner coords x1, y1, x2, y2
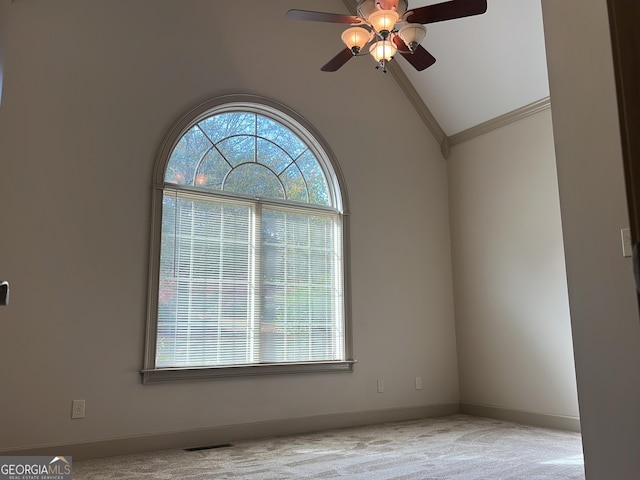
(141, 360, 356, 384)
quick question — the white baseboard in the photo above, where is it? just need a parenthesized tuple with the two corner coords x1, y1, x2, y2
(2, 403, 580, 460)
(460, 402, 581, 432)
(0, 403, 460, 460)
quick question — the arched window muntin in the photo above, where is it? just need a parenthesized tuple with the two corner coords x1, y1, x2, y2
(157, 100, 344, 213)
(143, 95, 353, 383)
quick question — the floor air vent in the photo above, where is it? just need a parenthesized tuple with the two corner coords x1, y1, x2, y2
(184, 443, 234, 452)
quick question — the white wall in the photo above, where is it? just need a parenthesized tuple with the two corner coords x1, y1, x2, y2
(0, 0, 458, 453)
(542, 0, 640, 478)
(448, 110, 579, 422)
(0, 0, 5, 107)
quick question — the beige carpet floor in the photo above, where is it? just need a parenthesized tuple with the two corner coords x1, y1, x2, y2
(74, 414, 585, 479)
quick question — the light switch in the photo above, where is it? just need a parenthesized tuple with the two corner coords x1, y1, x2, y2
(621, 228, 633, 258)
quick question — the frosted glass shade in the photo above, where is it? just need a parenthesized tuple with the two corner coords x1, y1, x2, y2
(341, 27, 371, 53)
(398, 24, 426, 51)
(369, 40, 397, 62)
(369, 10, 399, 33)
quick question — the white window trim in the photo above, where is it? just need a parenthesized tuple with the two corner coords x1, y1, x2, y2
(142, 94, 353, 383)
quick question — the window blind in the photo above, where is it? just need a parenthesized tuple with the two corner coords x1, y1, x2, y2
(156, 190, 344, 368)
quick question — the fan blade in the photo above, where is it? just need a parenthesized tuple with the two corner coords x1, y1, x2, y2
(393, 36, 436, 71)
(286, 9, 363, 25)
(321, 49, 355, 72)
(400, 45, 437, 71)
(406, 0, 487, 24)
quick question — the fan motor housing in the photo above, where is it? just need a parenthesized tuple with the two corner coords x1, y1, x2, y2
(357, 0, 409, 20)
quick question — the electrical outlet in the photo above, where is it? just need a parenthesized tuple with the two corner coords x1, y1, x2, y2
(415, 376, 423, 390)
(71, 400, 85, 419)
(377, 379, 384, 393)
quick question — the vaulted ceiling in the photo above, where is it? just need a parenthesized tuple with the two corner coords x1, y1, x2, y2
(3, 0, 550, 156)
(337, 0, 550, 149)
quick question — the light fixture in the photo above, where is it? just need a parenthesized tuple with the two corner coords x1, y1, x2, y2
(368, 10, 399, 38)
(287, 0, 488, 73)
(398, 24, 426, 52)
(369, 40, 397, 72)
(297, 0, 433, 73)
(341, 27, 372, 55)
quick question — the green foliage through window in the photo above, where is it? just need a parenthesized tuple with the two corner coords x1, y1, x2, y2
(165, 112, 331, 207)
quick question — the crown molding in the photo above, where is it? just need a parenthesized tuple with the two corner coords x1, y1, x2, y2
(448, 97, 551, 146)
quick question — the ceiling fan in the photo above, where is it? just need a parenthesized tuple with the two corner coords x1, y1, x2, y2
(286, 0, 487, 73)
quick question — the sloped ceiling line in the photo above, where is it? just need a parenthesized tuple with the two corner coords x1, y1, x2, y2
(388, 62, 450, 156)
(341, 0, 550, 160)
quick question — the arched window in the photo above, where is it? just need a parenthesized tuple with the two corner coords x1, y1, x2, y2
(143, 96, 352, 382)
